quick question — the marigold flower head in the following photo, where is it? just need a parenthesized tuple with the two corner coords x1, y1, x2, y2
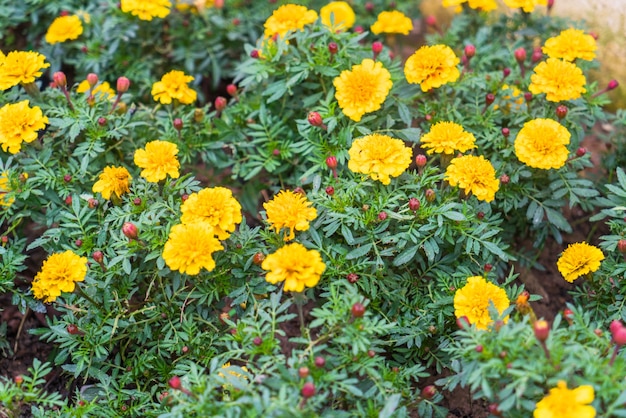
(542, 28, 597, 62)
(467, 0, 497, 11)
(404, 45, 460, 92)
(333, 59, 392, 122)
(0, 51, 50, 91)
(262, 242, 326, 292)
(0, 172, 13, 207)
(77, 80, 115, 100)
(151, 70, 197, 105)
(320, 1, 355, 31)
(121, 0, 171, 20)
(514, 118, 570, 170)
(134, 140, 180, 182)
(45, 15, 83, 44)
(454, 276, 510, 330)
(503, 0, 547, 13)
(348, 134, 412, 185)
(420, 121, 477, 155)
(92, 166, 132, 200)
(162, 221, 224, 275)
(529, 58, 586, 102)
(0, 101, 49, 155)
(31, 251, 88, 303)
(263, 4, 318, 40)
(370, 10, 413, 35)
(263, 190, 317, 241)
(442, 0, 466, 8)
(533, 381, 596, 418)
(180, 187, 243, 240)
(445, 155, 499, 202)
(557, 242, 604, 283)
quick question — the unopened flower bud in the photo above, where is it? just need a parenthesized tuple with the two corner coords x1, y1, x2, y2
(308, 111, 324, 127)
(98, 117, 107, 126)
(409, 197, 420, 211)
(214, 96, 227, 112)
(226, 84, 238, 97)
(576, 147, 587, 157)
(328, 42, 338, 55)
(53, 72, 67, 88)
(168, 376, 182, 390)
(555, 104, 568, 119)
(65, 195, 72, 205)
(563, 308, 574, 324)
(314, 356, 326, 368)
(531, 47, 543, 63)
(63, 174, 72, 182)
(425, 15, 437, 26)
(475, 344, 483, 353)
(421, 385, 437, 399)
(92, 250, 104, 264)
(173, 118, 183, 131)
(351, 302, 366, 318)
(608, 79, 619, 90)
(365, 2, 375, 13)
(501, 127, 510, 137)
(67, 324, 80, 335)
(514, 47, 526, 64)
(301, 382, 316, 398)
(298, 367, 310, 379)
(326, 156, 337, 169)
(378, 211, 387, 221)
(372, 41, 383, 54)
(617, 239, 626, 253)
(534, 319, 550, 342)
(499, 174, 510, 184)
(477, 211, 485, 220)
(88, 198, 98, 208)
(415, 154, 427, 167)
(14, 376, 23, 385)
(1, 236, 7, 244)
(524, 92, 533, 103)
(194, 108, 204, 123)
(346, 273, 359, 283)
(116, 76, 130, 93)
(87, 73, 98, 87)
(485, 93, 495, 106)
(613, 326, 626, 346)
(488, 403, 502, 417)
(253, 252, 265, 265)
(502, 67, 511, 78)
(122, 222, 138, 240)
(484, 263, 493, 272)
(425, 188, 435, 202)
(325, 186, 335, 196)
(253, 336, 262, 346)
(464, 44, 476, 58)
(250, 49, 260, 59)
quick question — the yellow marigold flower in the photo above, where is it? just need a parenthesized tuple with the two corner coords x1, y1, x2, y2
(121, 0, 171, 21)
(514, 119, 570, 170)
(442, 0, 466, 7)
(454, 276, 510, 330)
(348, 134, 412, 185)
(92, 166, 132, 200)
(0, 172, 13, 207)
(134, 140, 180, 183)
(503, 0, 547, 13)
(263, 4, 318, 39)
(263, 190, 317, 241)
(45, 15, 83, 44)
(445, 155, 499, 202)
(162, 222, 224, 275)
(420, 121, 477, 155)
(0, 51, 50, 91)
(176, 0, 213, 12)
(0, 101, 49, 154)
(76, 80, 115, 100)
(557, 242, 604, 283)
(320, 1, 355, 31)
(31, 251, 88, 303)
(404, 45, 460, 92)
(467, 0, 497, 11)
(529, 58, 586, 102)
(262, 242, 326, 292)
(533, 381, 596, 418)
(370, 10, 413, 35)
(180, 187, 243, 240)
(151, 70, 197, 105)
(542, 28, 597, 62)
(333, 59, 392, 122)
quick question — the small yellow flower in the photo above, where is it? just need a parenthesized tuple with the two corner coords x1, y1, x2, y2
(533, 381, 596, 418)
(514, 118, 570, 170)
(557, 242, 604, 283)
(31, 251, 88, 303)
(162, 221, 224, 275)
(445, 155, 499, 202)
(503, 0, 547, 13)
(454, 276, 510, 330)
(180, 187, 243, 240)
(529, 58, 586, 102)
(0, 51, 50, 91)
(121, 0, 171, 20)
(420, 121, 476, 155)
(370, 10, 413, 35)
(467, 0, 497, 11)
(151, 70, 197, 105)
(263, 4, 318, 40)
(320, 1, 355, 31)
(134, 140, 180, 182)
(442, 0, 466, 7)
(404, 45, 460, 92)
(0, 172, 13, 207)
(45, 15, 83, 44)
(92, 166, 132, 200)
(542, 28, 597, 62)
(348, 134, 412, 185)
(262, 242, 326, 292)
(0, 101, 49, 154)
(333, 59, 392, 122)
(263, 190, 317, 241)
(76, 80, 115, 100)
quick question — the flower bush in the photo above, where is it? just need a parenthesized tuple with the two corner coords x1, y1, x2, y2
(0, 0, 625, 417)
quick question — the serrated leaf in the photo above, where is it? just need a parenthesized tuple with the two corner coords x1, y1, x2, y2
(346, 243, 372, 260)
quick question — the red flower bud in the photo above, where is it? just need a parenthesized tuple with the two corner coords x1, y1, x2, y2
(325, 186, 335, 196)
(173, 118, 183, 131)
(354, 25, 364, 34)
(555, 104, 568, 119)
(484, 263, 493, 272)
(314, 356, 326, 368)
(214, 96, 227, 112)
(298, 367, 310, 378)
(372, 41, 383, 54)
(226, 84, 238, 96)
(88, 198, 98, 209)
(1, 236, 8, 244)
(475, 344, 483, 353)
(250, 49, 260, 59)
(351, 302, 366, 318)
(365, 2, 375, 13)
(409, 197, 420, 211)
(14, 376, 23, 385)
(122, 222, 138, 240)
(92, 250, 104, 264)
(325, 156, 337, 169)
(485, 93, 495, 106)
(328, 42, 338, 55)
(253, 336, 262, 346)
(415, 154, 427, 167)
(608, 79, 619, 90)
(576, 147, 587, 157)
(610, 319, 624, 334)
(514, 48, 526, 64)
(168, 376, 182, 390)
(87, 73, 98, 87)
(421, 385, 437, 399)
(613, 327, 626, 346)
(501, 127, 510, 137)
(499, 174, 510, 184)
(97, 117, 107, 126)
(301, 382, 316, 398)
(618, 239, 626, 253)
(563, 308, 574, 324)
(378, 211, 387, 221)
(531, 47, 543, 63)
(64, 174, 72, 182)
(534, 319, 550, 342)
(346, 273, 359, 283)
(488, 403, 502, 416)
(425, 188, 436, 202)
(477, 211, 485, 220)
(308, 111, 324, 127)
(502, 67, 511, 78)
(67, 324, 81, 335)
(464, 44, 476, 58)
(75, 239, 83, 247)
(65, 195, 72, 205)
(53, 72, 67, 88)
(253, 252, 265, 265)
(116, 76, 130, 93)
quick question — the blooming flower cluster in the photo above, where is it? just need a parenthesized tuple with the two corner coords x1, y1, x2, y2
(0, 50, 50, 91)
(92, 166, 132, 200)
(121, 0, 172, 21)
(542, 28, 597, 62)
(180, 187, 243, 240)
(262, 242, 326, 292)
(454, 276, 510, 330)
(31, 251, 88, 303)
(529, 58, 586, 102)
(445, 155, 499, 202)
(134, 140, 181, 183)
(348, 134, 413, 185)
(370, 10, 413, 35)
(404, 45, 460, 92)
(263, 4, 318, 39)
(263, 190, 317, 241)
(151, 70, 197, 105)
(514, 119, 571, 170)
(557, 242, 604, 283)
(45, 15, 84, 44)
(420, 121, 476, 155)
(0, 100, 49, 154)
(442, 0, 497, 12)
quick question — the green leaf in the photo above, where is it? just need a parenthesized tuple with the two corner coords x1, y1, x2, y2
(346, 243, 372, 260)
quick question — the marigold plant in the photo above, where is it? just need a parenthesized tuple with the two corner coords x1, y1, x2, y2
(529, 58, 586, 102)
(557, 242, 605, 283)
(533, 381, 596, 418)
(91, 166, 132, 200)
(120, 0, 171, 21)
(261, 242, 326, 292)
(404, 45, 460, 92)
(542, 28, 597, 62)
(454, 276, 510, 330)
(370, 10, 413, 35)
(134, 140, 181, 182)
(30, 251, 88, 303)
(151, 70, 197, 105)
(162, 221, 224, 275)
(0, 50, 50, 91)
(347, 134, 412, 185)
(514, 118, 571, 170)
(445, 155, 500, 202)
(45, 15, 83, 44)
(320, 1, 355, 31)
(0, 101, 49, 154)
(420, 121, 476, 155)
(263, 190, 317, 241)
(263, 4, 318, 39)
(180, 187, 243, 240)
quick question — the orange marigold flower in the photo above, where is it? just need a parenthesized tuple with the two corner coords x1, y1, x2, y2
(151, 70, 197, 105)
(162, 221, 224, 275)
(333, 58, 392, 122)
(263, 190, 317, 241)
(263, 4, 318, 40)
(529, 58, 586, 102)
(31, 251, 88, 303)
(404, 44, 460, 92)
(262, 242, 326, 292)
(348, 134, 412, 185)
(0, 101, 49, 154)
(0, 51, 50, 91)
(445, 155, 499, 202)
(180, 187, 243, 240)
(134, 140, 180, 182)
(557, 242, 604, 283)
(45, 15, 83, 44)
(454, 276, 510, 330)
(514, 118, 570, 170)
(503, 0, 547, 13)
(92, 166, 132, 200)
(533, 381, 596, 418)
(121, 0, 171, 20)
(370, 10, 413, 35)
(542, 28, 597, 62)
(420, 121, 476, 155)
(320, 1, 355, 31)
